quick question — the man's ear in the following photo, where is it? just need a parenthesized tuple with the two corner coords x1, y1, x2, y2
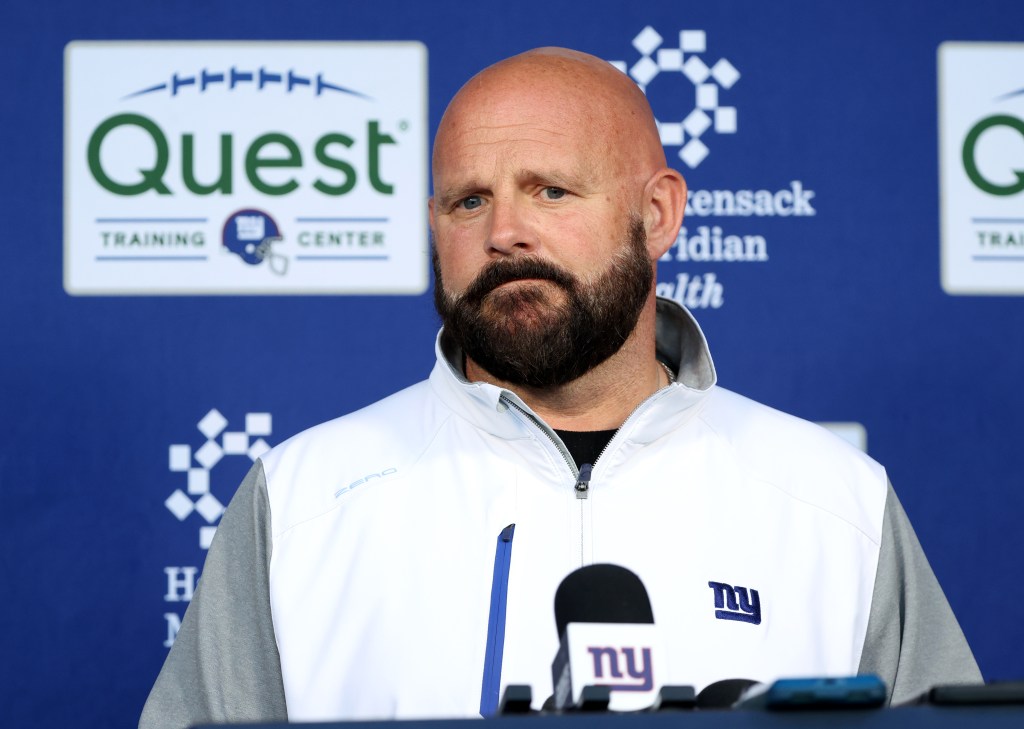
(642, 169, 687, 260)
(428, 196, 436, 230)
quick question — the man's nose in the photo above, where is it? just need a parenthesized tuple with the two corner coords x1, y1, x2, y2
(486, 197, 538, 256)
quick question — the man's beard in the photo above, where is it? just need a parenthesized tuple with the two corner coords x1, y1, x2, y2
(433, 217, 652, 388)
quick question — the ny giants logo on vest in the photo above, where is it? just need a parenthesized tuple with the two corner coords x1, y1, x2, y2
(708, 581, 762, 624)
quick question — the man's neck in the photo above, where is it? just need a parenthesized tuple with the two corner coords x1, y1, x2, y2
(464, 309, 666, 431)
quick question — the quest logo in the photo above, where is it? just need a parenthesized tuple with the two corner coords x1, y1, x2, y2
(63, 41, 428, 295)
(939, 42, 1024, 295)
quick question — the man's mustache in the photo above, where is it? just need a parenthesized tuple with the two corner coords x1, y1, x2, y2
(463, 257, 577, 305)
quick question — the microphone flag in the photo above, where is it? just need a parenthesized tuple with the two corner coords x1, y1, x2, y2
(552, 622, 668, 711)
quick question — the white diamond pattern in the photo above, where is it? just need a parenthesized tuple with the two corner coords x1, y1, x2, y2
(197, 409, 228, 440)
(633, 26, 663, 55)
(187, 468, 209, 495)
(680, 139, 710, 168)
(168, 444, 191, 472)
(200, 526, 218, 550)
(608, 26, 740, 168)
(195, 440, 223, 470)
(245, 412, 272, 437)
(658, 122, 684, 146)
(166, 409, 276, 549)
(684, 109, 712, 138)
(711, 58, 740, 89)
(680, 30, 706, 53)
(683, 56, 710, 85)
(165, 490, 194, 521)
(696, 83, 719, 110)
(248, 437, 271, 460)
(630, 56, 659, 86)
(657, 48, 683, 71)
(222, 432, 249, 455)
(715, 107, 737, 134)
(195, 493, 225, 523)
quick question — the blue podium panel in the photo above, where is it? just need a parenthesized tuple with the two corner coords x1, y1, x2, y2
(195, 707, 1024, 729)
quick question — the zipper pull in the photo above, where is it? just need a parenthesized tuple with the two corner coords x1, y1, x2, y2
(574, 463, 592, 500)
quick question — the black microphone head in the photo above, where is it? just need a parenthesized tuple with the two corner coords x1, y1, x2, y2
(696, 679, 761, 709)
(554, 564, 654, 638)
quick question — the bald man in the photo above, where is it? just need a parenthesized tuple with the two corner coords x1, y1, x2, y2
(140, 49, 979, 729)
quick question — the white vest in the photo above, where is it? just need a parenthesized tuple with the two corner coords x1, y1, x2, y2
(260, 305, 886, 721)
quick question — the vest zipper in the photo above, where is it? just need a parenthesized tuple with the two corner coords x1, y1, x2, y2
(501, 396, 577, 476)
(574, 462, 593, 499)
(480, 523, 515, 717)
(499, 388, 672, 564)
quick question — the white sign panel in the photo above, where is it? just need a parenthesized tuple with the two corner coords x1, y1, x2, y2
(563, 622, 667, 711)
(939, 42, 1024, 295)
(64, 41, 428, 295)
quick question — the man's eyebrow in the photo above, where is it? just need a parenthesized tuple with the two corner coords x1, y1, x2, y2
(516, 167, 595, 193)
(434, 184, 486, 209)
(433, 165, 598, 208)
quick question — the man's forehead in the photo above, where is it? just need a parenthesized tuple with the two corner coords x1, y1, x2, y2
(433, 48, 664, 183)
(433, 119, 606, 193)
(433, 90, 618, 178)
(441, 83, 606, 139)
(438, 116, 582, 165)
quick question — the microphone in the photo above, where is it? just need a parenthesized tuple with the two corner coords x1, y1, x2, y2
(550, 564, 666, 711)
(554, 563, 654, 637)
(696, 679, 762, 709)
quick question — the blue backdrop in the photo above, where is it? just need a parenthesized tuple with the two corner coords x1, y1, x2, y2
(2, 2, 1022, 727)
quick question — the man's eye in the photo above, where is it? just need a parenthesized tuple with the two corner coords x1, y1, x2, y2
(459, 196, 483, 210)
(543, 187, 566, 200)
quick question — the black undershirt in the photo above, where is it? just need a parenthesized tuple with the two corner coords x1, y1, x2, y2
(554, 428, 617, 470)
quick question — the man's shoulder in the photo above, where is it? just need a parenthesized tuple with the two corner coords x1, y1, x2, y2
(700, 386, 888, 540)
(266, 378, 437, 460)
(702, 387, 871, 454)
(257, 378, 445, 532)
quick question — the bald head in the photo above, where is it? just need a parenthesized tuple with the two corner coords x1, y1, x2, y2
(429, 46, 687, 315)
(428, 47, 688, 407)
(433, 48, 667, 192)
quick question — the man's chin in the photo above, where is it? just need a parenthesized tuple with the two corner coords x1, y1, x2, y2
(479, 310, 561, 340)
(483, 299, 569, 336)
